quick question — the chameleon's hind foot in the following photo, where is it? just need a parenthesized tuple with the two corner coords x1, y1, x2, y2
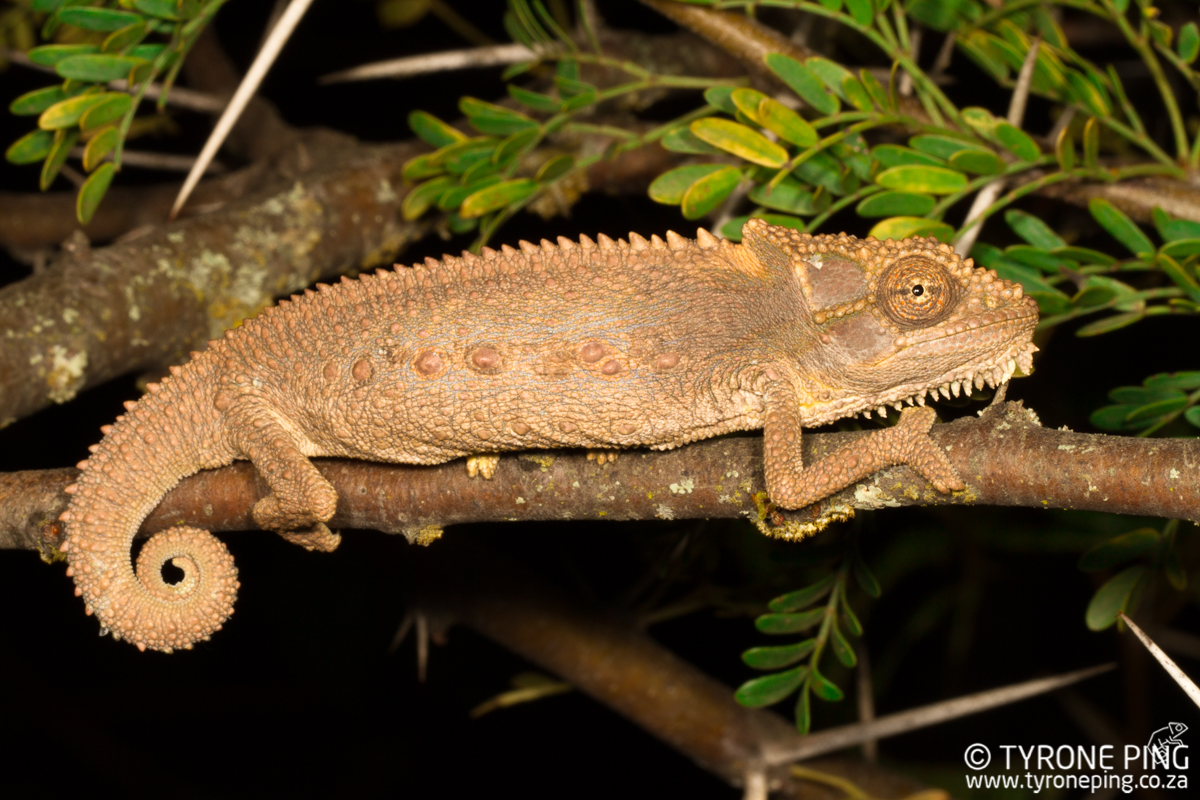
(466, 454, 500, 480)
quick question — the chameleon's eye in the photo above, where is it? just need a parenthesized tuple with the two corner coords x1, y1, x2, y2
(878, 258, 956, 327)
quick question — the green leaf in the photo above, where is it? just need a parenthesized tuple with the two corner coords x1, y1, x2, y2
(460, 97, 537, 136)
(56, 54, 145, 83)
(853, 558, 881, 598)
(1004, 245, 1073, 273)
(57, 7, 143, 31)
(794, 150, 850, 195)
(1157, 253, 1200, 304)
(909, 134, 981, 160)
(1006, 210, 1067, 249)
(768, 575, 836, 612)
(440, 140, 497, 175)
(730, 88, 769, 124)
(794, 684, 812, 734)
(1145, 372, 1200, 391)
(755, 608, 826, 634)
(1089, 198, 1155, 257)
(1055, 126, 1075, 171)
(507, 84, 559, 112)
(1075, 312, 1145, 337)
(459, 178, 539, 218)
(1186, 406, 1200, 429)
(843, 0, 873, 25)
(871, 145, 946, 169)
(763, 53, 839, 115)
(1079, 529, 1161, 572)
(841, 75, 872, 111)
(860, 69, 890, 110)
(809, 669, 844, 702)
(805, 57, 853, 99)
(10, 86, 71, 116)
(841, 598, 863, 636)
(40, 127, 78, 191)
(957, 31, 1010, 82)
(133, 0, 194, 20)
(993, 121, 1040, 161)
(1090, 403, 1145, 430)
(1066, 71, 1110, 116)
(649, 164, 727, 205)
(742, 639, 815, 670)
(402, 153, 443, 181)
(961, 107, 997, 139)
(755, 98, 817, 148)
(703, 86, 737, 115)
(681, 166, 742, 219)
(76, 161, 115, 224)
(437, 175, 503, 212)
(1072, 285, 1116, 308)
(690, 119, 788, 168)
(1051, 246, 1115, 266)
(830, 624, 857, 668)
(875, 165, 968, 194)
(1152, 208, 1200, 242)
(28, 44, 100, 67)
(102, 21, 148, 54)
(1179, 22, 1200, 64)
(127, 44, 167, 62)
(734, 666, 807, 708)
(79, 93, 133, 132)
(1110, 384, 1185, 405)
(5, 129, 56, 165)
(401, 175, 455, 220)
(534, 155, 573, 182)
(1082, 117, 1099, 168)
(37, 91, 105, 130)
(949, 148, 1003, 175)
(1124, 395, 1188, 422)
(869, 216, 954, 242)
(748, 176, 820, 215)
(1085, 565, 1150, 631)
(493, 128, 540, 165)
(82, 125, 119, 171)
(856, 191, 935, 218)
(1160, 239, 1200, 259)
(661, 126, 722, 155)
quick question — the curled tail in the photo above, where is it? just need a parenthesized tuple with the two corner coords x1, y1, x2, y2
(59, 364, 239, 653)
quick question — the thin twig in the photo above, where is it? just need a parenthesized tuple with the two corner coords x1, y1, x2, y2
(1120, 614, 1200, 710)
(170, 0, 317, 220)
(761, 664, 1114, 765)
(318, 43, 537, 84)
(68, 148, 226, 174)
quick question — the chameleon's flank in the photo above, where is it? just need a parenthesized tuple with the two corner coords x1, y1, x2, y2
(59, 219, 1038, 652)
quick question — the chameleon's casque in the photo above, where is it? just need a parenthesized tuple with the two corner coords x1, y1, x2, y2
(59, 219, 1038, 651)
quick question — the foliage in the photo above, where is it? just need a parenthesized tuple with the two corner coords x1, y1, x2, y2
(1080, 520, 1185, 630)
(4, 0, 227, 223)
(734, 550, 879, 732)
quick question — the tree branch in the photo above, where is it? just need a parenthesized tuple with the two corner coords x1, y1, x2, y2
(4, 402, 1196, 553)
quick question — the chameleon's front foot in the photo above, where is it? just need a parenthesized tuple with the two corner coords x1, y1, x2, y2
(764, 403, 962, 510)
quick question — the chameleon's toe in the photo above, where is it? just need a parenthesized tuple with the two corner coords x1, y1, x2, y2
(275, 523, 342, 553)
(586, 450, 619, 466)
(466, 454, 501, 480)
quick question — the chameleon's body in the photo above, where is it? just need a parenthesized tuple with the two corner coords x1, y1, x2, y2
(60, 220, 1037, 652)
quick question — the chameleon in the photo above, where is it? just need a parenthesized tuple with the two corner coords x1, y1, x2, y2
(58, 219, 1038, 652)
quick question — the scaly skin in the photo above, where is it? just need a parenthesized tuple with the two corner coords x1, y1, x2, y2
(59, 219, 1038, 652)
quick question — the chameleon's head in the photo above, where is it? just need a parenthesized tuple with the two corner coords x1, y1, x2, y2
(741, 218, 1039, 424)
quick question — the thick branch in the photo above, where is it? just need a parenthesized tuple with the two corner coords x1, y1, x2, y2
(404, 536, 931, 798)
(0, 134, 435, 428)
(4, 403, 1197, 552)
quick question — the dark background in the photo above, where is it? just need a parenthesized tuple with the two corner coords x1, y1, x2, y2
(1, 2, 1196, 797)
